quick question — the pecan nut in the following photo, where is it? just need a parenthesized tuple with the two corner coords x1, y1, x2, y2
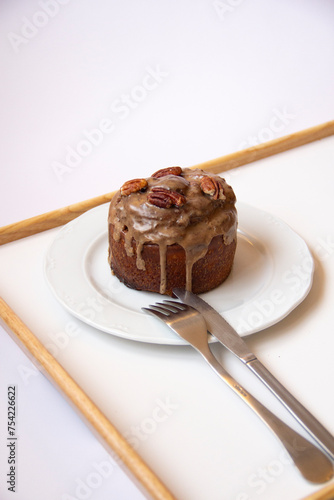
(151, 166, 182, 178)
(120, 178, 148, 196)
(147, 187, 186, 208)
(200, 176, 225, 200)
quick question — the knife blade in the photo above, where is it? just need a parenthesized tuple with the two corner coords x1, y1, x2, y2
(173, 288, 334, 460)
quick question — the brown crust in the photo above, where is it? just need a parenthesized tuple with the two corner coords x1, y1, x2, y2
(109, 225, 237, 296)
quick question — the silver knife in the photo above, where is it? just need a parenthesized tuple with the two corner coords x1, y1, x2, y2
(173, 288, 334, 460)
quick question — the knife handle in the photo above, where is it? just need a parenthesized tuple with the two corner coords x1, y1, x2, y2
(247, 358, 334, 460)
(200, 348, 333, 483)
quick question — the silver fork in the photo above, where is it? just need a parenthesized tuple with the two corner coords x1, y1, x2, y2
(142, 300, 334, 484)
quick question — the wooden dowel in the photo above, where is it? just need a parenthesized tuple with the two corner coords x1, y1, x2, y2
(191, 119, 334, 174)
(0, 297, 177, 500)
(1, 119, 334, 246)
(301, 482, 334, 500)
(0, 192, 115, 246)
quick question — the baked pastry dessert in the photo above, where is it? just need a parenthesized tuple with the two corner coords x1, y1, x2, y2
(108, 167, 237, 295)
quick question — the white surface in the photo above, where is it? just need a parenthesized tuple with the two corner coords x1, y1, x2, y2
(44, 202, 314, 344)
(1, 1, 334, 499)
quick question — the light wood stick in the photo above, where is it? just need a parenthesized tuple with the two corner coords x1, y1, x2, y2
(0, 297, 176, 500)
(301, 482, 334, 500)
(0, 192, 115, 246)
(1, 119, 334, 246)
(192, 119, 334, 174)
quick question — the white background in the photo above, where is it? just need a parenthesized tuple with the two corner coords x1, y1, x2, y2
(0, 1, 334, 499)
(1, 0, 334, 226)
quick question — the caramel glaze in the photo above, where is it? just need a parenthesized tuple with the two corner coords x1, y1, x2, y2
(108, 168, 237, 294)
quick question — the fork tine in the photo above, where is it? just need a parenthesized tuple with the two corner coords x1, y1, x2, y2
(150, 304, 173, 314)
(162, 300, 187, 311)
(154, 301, 183, 313)
(141, 307, 169, 319)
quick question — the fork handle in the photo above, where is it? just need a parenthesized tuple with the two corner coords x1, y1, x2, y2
(200, 348, 333, 483)
(247, 358, 334, 460)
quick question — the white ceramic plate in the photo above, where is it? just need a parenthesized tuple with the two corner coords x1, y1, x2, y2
(44, 202, 314, 345)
